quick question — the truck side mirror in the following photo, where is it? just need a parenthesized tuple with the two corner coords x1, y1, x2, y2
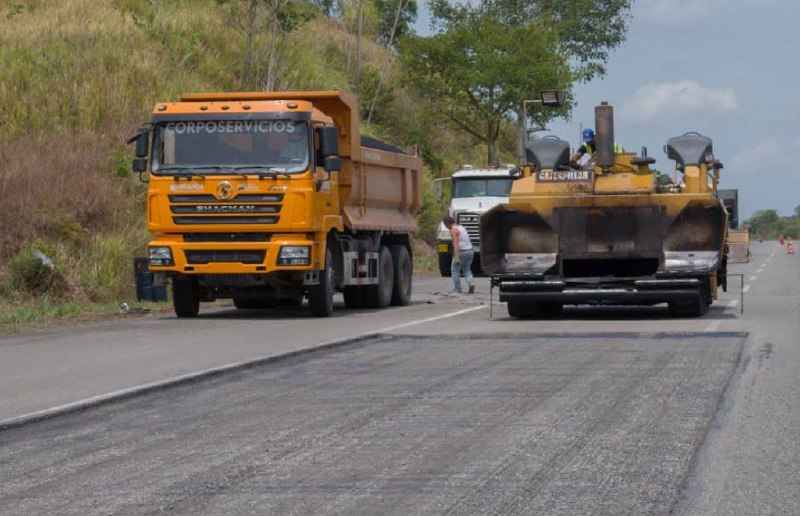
(127, 127, 150, 178)
(323, 155, 341, 172)
(132, 158, 147, 173)
(127, 127, 149, 158)
(433, 177, 449, 203)
(317, 126, 340, 159)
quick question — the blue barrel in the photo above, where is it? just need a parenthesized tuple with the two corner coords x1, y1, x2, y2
(134, 257, 167, 302)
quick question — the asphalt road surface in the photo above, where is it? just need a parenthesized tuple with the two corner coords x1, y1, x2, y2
(0, 241, 798, 514)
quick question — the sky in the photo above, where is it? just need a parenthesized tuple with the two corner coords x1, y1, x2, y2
(414, 0, 800, 220)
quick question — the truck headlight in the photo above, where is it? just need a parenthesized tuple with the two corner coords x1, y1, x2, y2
(663, 251, 719, 273)
(278, 245, 311, 266)
(436, 222, 451, 241)
(149, 246, 174, 267)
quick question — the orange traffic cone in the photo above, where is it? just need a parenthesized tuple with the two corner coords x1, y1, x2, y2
(788, 242, 795, 255)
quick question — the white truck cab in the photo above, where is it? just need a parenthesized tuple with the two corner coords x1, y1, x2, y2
(435, 165, 518, 276)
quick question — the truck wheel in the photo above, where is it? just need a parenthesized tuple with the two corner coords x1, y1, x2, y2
(471, 254, 482, 276)
(390, 245, 412, 306)
(173, 278, 200, 318)
(281, 294, 304, 307)
(668, 295, 708, 318)
(309, 248, 334, 317)
(507, 301, 560, 319)
(233, 298, 256, 309)
(507, 300, 525, 318)
(234, 298, 277, 309)
(343, 286, 364, 309)
(364, 246, 394, 308)
(535, 302, 562, 317)
(438, 252, 452, 277)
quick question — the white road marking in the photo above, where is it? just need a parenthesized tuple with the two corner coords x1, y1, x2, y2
(756, 268, 764, 273)
(704, 320, 722, 332)
(0, 305, 487, 430)
(749, 276, 757, 282)
(743, 285, 751, 293)
(375, 305, 487, 333)
(728, 299, 739, 308)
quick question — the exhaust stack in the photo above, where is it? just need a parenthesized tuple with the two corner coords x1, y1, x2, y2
(595, 102, 615, 168)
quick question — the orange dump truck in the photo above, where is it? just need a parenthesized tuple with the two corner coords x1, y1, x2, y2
(129, 91, 422, 317)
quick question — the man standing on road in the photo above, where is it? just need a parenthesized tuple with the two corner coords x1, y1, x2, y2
(443, 216, 475, 294)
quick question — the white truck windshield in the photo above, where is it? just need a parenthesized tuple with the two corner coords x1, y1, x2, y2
(152, 120, 309, 174)
(452, 178, 513, 198)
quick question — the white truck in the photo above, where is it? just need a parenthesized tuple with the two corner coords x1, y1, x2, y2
(435, 165, 519, 276)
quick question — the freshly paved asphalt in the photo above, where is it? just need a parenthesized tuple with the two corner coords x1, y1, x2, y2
(0, 333, 744, 514)
(0, 241, 797, 514)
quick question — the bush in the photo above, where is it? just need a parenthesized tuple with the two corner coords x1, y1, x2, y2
(6, 249, 69, 298)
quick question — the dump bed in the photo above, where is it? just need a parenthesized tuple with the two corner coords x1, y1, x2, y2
(342, 132, 422, 232)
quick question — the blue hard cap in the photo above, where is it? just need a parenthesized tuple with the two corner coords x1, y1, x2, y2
(582, 128, 595, 142)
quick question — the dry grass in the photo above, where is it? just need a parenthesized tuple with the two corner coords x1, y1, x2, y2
(0, 0, 475, 310)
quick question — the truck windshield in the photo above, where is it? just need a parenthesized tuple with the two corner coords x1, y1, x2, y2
(151, 120, 309, 174)
(452, 178, 513, 198)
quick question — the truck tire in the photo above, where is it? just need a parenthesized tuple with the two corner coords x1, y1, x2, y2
(390, 245, 412, 306)
(507, 301, 561, 319)
(281, 294, 304, 307)
(173, 278, 200, 318)
(309, 248, 334, 317)
(364, 246, 394, 308)
(343, 286, 364, 309)
(668, 294, 708, 318)
(233, 298, 256, 309)
(507, 300, 525, 318)
(438, 252, 451, 277)
(471, 254, 482, 276)
(234, 298, 277, 309)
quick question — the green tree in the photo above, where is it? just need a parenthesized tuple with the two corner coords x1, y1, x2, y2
(746, 209, 780, 238)
(399, 15, 572, 166)
(430, 0, 631, 82)
(374, 0, 417, 45)
(216, 0, 314, 90)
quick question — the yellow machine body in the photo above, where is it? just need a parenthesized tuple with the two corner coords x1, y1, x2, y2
(481, 106, 728, 317)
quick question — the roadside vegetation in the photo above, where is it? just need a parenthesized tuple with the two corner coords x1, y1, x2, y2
(745, 208, 800, 239)
(0, 0, 630, 329)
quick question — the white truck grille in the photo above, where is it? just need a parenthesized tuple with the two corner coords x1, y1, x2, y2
(457, 212, 481, 247)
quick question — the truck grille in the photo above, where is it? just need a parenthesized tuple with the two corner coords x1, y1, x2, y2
(168, 194, 283, 225)
(183, 233, 272, 243)
(185, 250, 266, 264)
(457, 212, 481, 246)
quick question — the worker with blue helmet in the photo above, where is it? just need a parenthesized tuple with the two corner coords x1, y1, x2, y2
(570, 128, 624, 166)
(571, 128, 596, 164)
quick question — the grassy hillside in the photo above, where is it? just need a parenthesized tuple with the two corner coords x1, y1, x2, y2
(0, 0, 484, 317)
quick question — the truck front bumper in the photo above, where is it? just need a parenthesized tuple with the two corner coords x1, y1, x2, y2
(147, 236, 321, 275)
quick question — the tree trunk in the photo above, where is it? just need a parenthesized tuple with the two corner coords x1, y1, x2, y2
(244, 0, 257, 89)
(487, 116, 498, 168)
(367, 0, 406, 124)
(354, 0, 363, 94)
(265, 17, 280, 92)
(516, 111, 526, 164)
